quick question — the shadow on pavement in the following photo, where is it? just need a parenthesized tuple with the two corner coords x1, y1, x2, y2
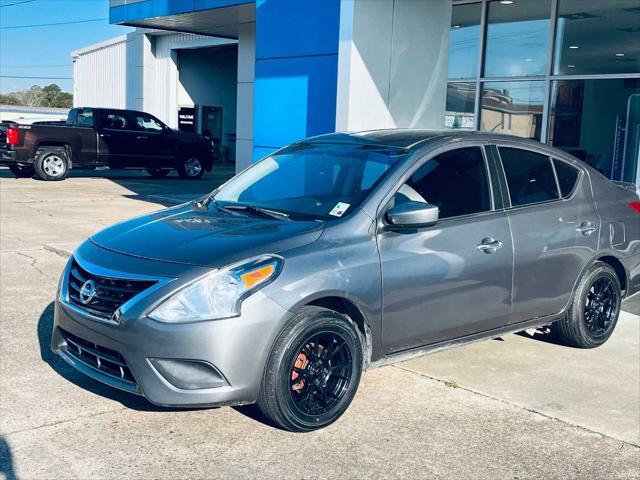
(0, 436, 17, 480)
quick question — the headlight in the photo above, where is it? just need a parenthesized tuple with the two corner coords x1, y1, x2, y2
(148, 255, 282, 323)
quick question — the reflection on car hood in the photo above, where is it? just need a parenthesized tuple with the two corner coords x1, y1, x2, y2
(90, 203, 324, 268)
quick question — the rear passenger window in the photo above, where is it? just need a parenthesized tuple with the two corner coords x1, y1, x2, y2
(401, 147, 492, 219)
(499, 147, 559, 207)
(553, 159, 579, 197)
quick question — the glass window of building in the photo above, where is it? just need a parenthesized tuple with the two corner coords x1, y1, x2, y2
(554, 0, 640, 75)
(484, 0, 551, 77)
(445, 83, 476, 130)
(480, 81, 545, 140)
(448, 3, 482, 80)
(548, 79, 640, 183)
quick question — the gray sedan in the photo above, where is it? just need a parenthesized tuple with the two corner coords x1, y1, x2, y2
(52, 130, 640, 432)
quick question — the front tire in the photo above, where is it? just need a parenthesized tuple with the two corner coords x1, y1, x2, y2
(552, 262, 622, 348)
(177, 156, 205, 179)
(258, 306, 363, 432)
(8, 164, 35, 178)
(34, 149, 69, 181)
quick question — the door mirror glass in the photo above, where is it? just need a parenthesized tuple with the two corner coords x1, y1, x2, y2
(386, 201, 439, 229)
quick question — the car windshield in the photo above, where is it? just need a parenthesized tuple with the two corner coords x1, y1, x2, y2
(213, 143, 407, 220)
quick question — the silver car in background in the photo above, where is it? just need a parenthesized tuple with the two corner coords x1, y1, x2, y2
(52, 130, 640, 432)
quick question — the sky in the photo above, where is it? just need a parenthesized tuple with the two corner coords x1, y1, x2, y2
(0, 0, 132, 94)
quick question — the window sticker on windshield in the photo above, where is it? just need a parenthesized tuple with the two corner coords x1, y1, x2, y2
(329, 202, 350, 217)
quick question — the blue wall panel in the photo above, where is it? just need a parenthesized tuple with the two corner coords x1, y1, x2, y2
(253, 0, 341, 160)
(254, 55, 338, 149)
(255, 0, 340, 59)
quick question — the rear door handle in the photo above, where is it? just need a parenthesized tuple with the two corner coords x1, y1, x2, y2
(476, 237, 503, 254)
(99, 133, 110, 138)
(577, 221, 598, 237)
(136, 135, 148, 140)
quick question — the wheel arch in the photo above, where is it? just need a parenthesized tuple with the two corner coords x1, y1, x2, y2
(596, 255, 627, 293)
(35, 142, 72, 164)
(303, 295, 373, 368)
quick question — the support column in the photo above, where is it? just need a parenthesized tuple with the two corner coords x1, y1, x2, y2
(336, 0, 452, 132)
(236, 22, 256, 172)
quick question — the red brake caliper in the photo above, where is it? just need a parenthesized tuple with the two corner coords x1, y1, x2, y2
(291, 352, 308, 391)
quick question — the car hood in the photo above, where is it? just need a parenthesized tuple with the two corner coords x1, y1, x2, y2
(90, 204, 325, 268)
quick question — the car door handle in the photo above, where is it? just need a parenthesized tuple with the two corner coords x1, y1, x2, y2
(99, 133, 111, 138)
(476, 237, 503, 254)
(576, 221, 598, 237)
(136, 135, 148, 140)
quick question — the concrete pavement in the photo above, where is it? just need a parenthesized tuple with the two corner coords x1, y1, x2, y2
(1, 167, 638, 479)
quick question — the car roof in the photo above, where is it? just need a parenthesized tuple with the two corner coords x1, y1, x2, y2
(302, 129, 549, 151)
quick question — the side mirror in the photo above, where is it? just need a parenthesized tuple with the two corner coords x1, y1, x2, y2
(385, 201, 439, 229)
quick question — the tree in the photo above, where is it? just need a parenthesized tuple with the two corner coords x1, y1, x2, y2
(0, 84, 73, 108)
(42, 84, 62, 107)
(0, 93, 20, 105)
(13, 85, 44, 107)
(51, 92, 73, 108)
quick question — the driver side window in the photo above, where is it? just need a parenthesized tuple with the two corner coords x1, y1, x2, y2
(398, 147, 492, 220)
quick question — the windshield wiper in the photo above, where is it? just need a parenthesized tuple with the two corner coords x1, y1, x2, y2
(223, 204, 290, 220)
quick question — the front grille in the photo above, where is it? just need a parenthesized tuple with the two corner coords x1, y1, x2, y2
(67, 259, 156, 320)
(59, 327, 137, 385)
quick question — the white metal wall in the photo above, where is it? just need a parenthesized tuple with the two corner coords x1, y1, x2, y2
(73, 37, 128, 109)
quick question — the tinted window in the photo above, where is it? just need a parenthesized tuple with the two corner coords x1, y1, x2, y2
(103, 113, 128, 130)
(214, 144, 406, 220)
(403, 147, 491, 219)
(134, 114, 164, 132)
(77, 110, 93, 127)
(553, 159, 579, 197)
(67, 109, 78, 125)
(499, 147, 559, 206)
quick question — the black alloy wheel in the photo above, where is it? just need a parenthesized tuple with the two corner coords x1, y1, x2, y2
(583, 276, 619, 337)
(552, 261, 621, 348)
(288, 331, 353, 417)
(258, 306, 363, 432)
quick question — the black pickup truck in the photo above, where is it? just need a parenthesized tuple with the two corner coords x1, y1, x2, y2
(0, 107, 216, 181)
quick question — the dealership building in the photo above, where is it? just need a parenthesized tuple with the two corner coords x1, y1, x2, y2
(72, 0, 640, 187)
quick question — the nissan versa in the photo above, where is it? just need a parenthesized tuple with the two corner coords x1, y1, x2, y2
(52, 130, 640, 432)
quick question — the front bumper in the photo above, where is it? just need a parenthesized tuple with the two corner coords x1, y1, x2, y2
(51, 250, 292, 408)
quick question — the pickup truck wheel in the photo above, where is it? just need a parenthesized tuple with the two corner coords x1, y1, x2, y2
(257, 306, 363, 432)
(8, 164, 35, 178)
(146, 168, 171, 178)
(178, 156, 205, 179)
(34, 149, 69, 181)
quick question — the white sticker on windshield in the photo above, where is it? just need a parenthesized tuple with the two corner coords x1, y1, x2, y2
(329, 202, 350, 217)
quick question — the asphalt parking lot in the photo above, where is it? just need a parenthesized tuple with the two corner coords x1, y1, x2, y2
(1, 166, 639, 479)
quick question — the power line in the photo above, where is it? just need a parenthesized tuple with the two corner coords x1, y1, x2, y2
(0, 75, 72, 79)
(0, 0, 35, 7)
(0, 18, 107, 29)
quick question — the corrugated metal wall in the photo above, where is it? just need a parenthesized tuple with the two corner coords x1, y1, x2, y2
(73, 38, 128, 109)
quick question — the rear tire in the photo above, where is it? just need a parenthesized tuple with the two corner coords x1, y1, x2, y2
(552, 262, 621, 348)
(8, 164, 35, 178)
(146, 168, 171, 178)
(34, 148, 69, 181)
(177, 156, 205, 180)
(257, 306, 363, 432)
